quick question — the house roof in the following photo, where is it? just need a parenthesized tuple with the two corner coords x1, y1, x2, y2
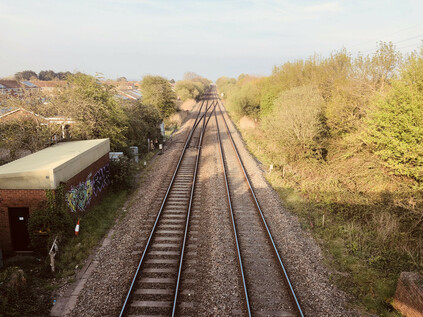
(0, 139, 110, 189)
(117, 89, 142, 100)
(21, 81, 38, 88)
(0, 107, 47, 121)
(0, 80, 23, 89)
(0, 107, 20, 117)
(30, 81, 67, 88)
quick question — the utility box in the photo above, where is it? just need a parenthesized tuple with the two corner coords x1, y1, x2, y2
(129, 146, 139, 163)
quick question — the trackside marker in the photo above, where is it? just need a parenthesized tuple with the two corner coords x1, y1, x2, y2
(75, 219, 80, 236)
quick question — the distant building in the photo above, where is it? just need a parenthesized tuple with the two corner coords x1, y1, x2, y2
(0, 80, 38, 97)
(0, 139, 111, 254)
(0, 107, 48, 124)
(29, 81, 67, 94)
(0, 107, 74, 161)
(116, 89, 142, 100)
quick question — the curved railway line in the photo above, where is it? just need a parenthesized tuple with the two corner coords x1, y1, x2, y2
(119, 87, 304, 316)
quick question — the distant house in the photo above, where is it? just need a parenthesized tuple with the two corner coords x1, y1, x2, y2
(0, 139, 111, 254)
(0, 80, 38, 97)
(0, 107, 48, 124)
(116, 89, 142, 100)
(0, 107, 74, 148)
(29, 81, 67, 94)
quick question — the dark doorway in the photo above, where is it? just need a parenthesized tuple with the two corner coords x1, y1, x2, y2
(8, 207, 30, 251)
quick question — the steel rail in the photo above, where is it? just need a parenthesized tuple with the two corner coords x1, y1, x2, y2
(118, 92, 211, 317)
(217, 99, 305, 317)
(214, 107, 252, 317)
(171, 101, 217, 316)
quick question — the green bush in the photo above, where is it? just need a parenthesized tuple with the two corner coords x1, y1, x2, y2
(109, 156, 137, 191)
(367, 79, 423, 183)
(262, 85, 327, 161)
(28, 185, 74, 253)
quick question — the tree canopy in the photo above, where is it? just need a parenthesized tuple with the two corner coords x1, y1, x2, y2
(139, 75, 176, 118)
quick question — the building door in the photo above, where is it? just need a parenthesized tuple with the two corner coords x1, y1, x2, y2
(8, 207, 30, 251)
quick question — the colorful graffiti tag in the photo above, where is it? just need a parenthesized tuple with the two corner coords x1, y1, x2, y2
(66, 164, 110, 212)
(93, 165, 110, 197)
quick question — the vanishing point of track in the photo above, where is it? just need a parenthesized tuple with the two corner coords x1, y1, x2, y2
(119, 86, 304, 316)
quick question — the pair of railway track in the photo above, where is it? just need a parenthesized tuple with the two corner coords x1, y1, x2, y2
(119, 87, 304, 316)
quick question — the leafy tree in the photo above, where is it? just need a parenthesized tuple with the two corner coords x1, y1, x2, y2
(139, 75, 177, 118)
(227, 76, 262, 118)
(367, 50, 423, 183)
(124, 101, 162, 152)
(14, 70, 38, 81)
(262, 85, 326, 161)
(183, 72, 202, 81)
(117, 77, 127, 82)
(0, 114, 56, 159)
(175, 80, 205, 101)
(39, 70, 57, 81)
(54, 73, 128, 150)
(355, 41, 402, 91)
(56, 71, 72, 80)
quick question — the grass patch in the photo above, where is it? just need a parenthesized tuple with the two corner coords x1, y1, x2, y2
(55, 191, 127, 277)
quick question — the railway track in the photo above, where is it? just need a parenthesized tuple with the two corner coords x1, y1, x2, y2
(119, 87, 304, 316)
(213, 96, 304, 317)
(119, 91, 217, 317)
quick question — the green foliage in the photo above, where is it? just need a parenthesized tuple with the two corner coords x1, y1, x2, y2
(28, 185, 74, 253)
(216, 76, 236, 99)
(61, 73, 128, 150)
(355, 41, 402, 91)
(55, 191, 127, 276)
(14, 70, 38, 80)
(367, 81, 423, 183)
(218, 42, 423, 315)
(124, 101, 162, 153)
(109, 156, 137, 191)
(139, 75, 177, 118)
(262, 85, 326, 161)
(0, 115, 54, 160)
(175, 80, 206, 101)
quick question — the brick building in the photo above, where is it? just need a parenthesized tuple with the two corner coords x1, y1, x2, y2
(0, 139, 110, 254)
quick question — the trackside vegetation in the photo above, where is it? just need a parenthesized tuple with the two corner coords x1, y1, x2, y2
(174, 72, 211, 102)
(0, 72, 179, 316)
(217, 42, 423, 316)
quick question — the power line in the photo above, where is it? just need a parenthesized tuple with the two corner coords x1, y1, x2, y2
(359, 34, 423, 54)
(394, 33, 423, 45)
(350, 22, 423, 49)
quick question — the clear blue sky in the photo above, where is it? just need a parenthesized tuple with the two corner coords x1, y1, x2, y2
(1, 0, 423, 81)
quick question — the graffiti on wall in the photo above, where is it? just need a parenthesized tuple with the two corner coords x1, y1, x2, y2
(93, 165, 110, 197)
(66, 164, 110, 212)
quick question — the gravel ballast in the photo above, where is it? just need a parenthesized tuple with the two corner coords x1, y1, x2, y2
(61, 98, 363, 316)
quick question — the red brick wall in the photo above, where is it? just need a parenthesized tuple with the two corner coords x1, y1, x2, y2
(0, 153, 110, 254)
(0, 189, 46, 253)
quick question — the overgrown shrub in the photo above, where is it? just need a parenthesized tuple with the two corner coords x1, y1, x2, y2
(28, 185, 74, 253)
(367, 80, 423, 184)
(262, 85, 326, 161)
(109, 156, 137, 191)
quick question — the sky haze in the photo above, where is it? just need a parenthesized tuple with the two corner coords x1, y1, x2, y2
(1, 0, 423, 81)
